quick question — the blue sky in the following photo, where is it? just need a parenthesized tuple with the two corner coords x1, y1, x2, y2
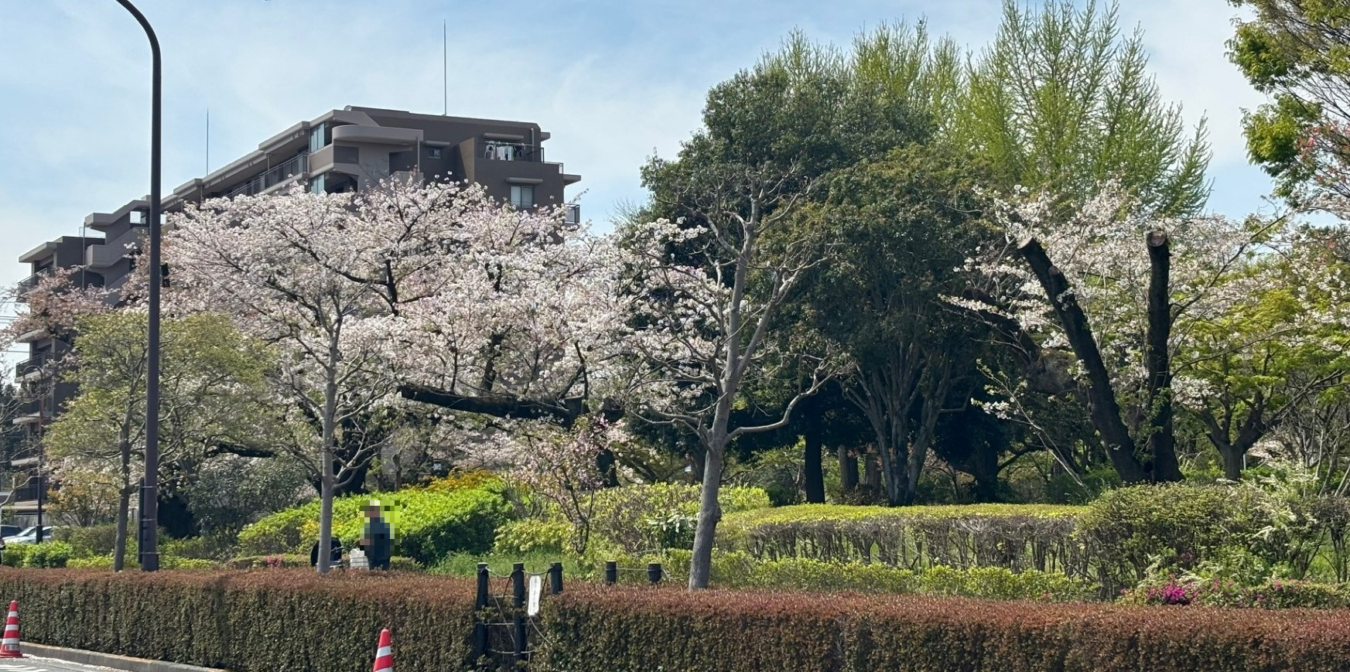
(0, 0, 1273, 298)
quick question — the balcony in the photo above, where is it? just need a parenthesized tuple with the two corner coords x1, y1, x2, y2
(15, 268, 53, 300)
(225, 152, 309, 199)
(481, 141, 544, 163)
(14, 355, 49, 382)
(10, 477, 46, 505)
(85, 226, 144, 269)
(8, 448, 39, 469)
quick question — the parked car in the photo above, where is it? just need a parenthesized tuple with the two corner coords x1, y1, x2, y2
(0, 526, 21, 539)
(2, 526, 56, 545)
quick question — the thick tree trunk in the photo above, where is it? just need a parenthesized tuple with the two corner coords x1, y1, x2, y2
(1018, 238, 1149, 483)
(688, 445, 724, 590)
(863, 449, 882, 490)
(113, 488, 131, 572)
(838, 446, 858, 492)
(803, 402, 824, 504)
(1145, 231, 1183, 482)
(1218, 443, 1244, 481)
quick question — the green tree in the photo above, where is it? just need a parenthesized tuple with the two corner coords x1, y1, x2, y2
(797, 145, 994, 504)
(44, 312, 277, 570)
(1227, 0, 1350, 209)
(949, 0, 1211, 216)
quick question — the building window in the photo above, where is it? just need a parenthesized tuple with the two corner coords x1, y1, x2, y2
(510, 185, 534, 209)
(308, 123, 329, 153)
(309, 174, 327, 194)
(427, 147, 442, 159)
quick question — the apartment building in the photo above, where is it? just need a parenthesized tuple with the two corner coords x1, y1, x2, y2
(10, 106, 581, 525)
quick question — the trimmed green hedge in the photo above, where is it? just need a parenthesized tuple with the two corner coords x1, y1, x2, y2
(3, 569, 1350, 671)
(720, 503, 1087, 574)
(642, 550, 1092, 600)
(238, 482, 512, 566)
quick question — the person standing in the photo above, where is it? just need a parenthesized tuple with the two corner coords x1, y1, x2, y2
(360, 500, 392, 571)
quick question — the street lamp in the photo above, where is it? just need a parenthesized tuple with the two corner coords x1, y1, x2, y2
(113, 0, 161, 572)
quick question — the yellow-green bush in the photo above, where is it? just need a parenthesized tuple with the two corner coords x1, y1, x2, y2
(492, 519, 572, 555)
(237, 480, 512, 566)
(588, 484, 770, 553)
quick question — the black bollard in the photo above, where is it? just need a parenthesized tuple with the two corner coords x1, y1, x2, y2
(604, 561, 617, 585)
(549, 562, 564, 595)
(512, 563, 527, 664)
(648, 562, 663, 585)
(473, 563, 488, 663)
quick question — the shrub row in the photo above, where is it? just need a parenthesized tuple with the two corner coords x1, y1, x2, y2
(4, 568, 1350, 671)
(720, 503, 1086, 574)
(540, 585, 1350, 672)
(721, 486, 1350, 593)
(1122, 577, 1350, 609)
(0, 569, 474, 672)
(1, 543, 72, 569)
(641, 551, 1093, 601)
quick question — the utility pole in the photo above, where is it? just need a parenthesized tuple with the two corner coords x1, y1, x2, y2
(114, 0, 162, 572)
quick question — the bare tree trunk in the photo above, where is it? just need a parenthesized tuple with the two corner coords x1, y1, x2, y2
(1018, 238, 1149, 483)
(803, 401, 824, 504)
(317, 342, 340, 575)
(688, 443, 724, 589)
(114, 432, 132, 572)
(1145, 231, 1182, 482)
(113, 488, 131, 572)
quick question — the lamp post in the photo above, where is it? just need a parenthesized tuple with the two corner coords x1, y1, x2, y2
(114, 0, 161, 572)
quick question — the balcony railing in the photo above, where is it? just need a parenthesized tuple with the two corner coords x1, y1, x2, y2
(14, 354, 48, 380)
(10, 477, 45, 504)
(564, 204, 581, 226)
(16, 268, 53, 299)
(225, 152, 309, 199)
(481, 141, 543, 163)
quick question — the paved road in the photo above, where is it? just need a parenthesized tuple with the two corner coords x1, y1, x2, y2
(0, 657, 121, 672)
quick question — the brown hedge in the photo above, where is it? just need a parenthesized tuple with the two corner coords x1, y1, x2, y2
(6, 569, 1350, 671)
(540, 585, 1350, 672)
(0, 568, 475, 672)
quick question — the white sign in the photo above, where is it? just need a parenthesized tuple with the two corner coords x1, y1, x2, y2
(527, 575, 543, 616)
(349, 548, 368, 570)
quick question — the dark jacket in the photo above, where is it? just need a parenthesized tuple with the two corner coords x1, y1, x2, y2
(310, 538, 343, 567)
(363, 518, 392, 570)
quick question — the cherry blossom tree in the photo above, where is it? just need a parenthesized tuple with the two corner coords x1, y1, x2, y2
(165, 187, 395, 573)
(508, 416, 626, 554)
(616, 165, 834, 589)
(164, 178, 616, 571)
(953, 185, 1287, 483)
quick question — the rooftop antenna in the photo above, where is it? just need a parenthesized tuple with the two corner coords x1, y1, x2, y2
(205, 108, 210, 174)
(443, 19, 447, 115)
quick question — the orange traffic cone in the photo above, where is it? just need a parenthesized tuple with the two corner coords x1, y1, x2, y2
(0, 601, 21, 658)
(372, 628, 392, 672)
